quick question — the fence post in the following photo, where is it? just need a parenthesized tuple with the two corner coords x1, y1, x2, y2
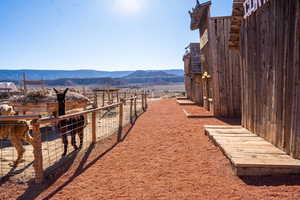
(93, 93, 98, 108)
(130, 98, 133, 124)
(107, 90, 111, 104)
(134, 96, 137, 119)
(118, 99, 124, 142)
(145, 92, 148, 110)
(31, 120, 44, 184)
(142, 93, 145, 111)
(102, 92, 105, 107)
(92, 111, 97, 143)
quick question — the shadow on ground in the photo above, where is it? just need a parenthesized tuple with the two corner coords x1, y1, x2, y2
(188, 115, 241, 126)
(241, 175, 300, 186)
(12, 114, 140, 200)
(216, 117, 241, 126)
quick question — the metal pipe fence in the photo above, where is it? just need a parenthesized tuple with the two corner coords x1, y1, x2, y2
(0, 93, 148, 183)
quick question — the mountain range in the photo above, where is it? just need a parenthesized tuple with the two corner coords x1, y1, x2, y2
(0, 69, 183, 81)
(0, 69, 184, 86)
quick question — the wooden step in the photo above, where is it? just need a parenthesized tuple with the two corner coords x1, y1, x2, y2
(176, 96, 188, 100)
(204, 126, 300, 176)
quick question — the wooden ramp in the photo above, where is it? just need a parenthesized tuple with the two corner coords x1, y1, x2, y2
(176, 99, 196, 105)
(204, 126, 300, 176)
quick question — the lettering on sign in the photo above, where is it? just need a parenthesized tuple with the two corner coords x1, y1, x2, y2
(200, 29, 208, 49)
(243, 0, 270, 18)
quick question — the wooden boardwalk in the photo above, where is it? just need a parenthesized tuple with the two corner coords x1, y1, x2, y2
(176, 96, 188, 100)
(204, 126, 300, 176)
(176, 99, 196, 105)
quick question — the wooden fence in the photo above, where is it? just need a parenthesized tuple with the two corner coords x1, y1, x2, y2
(0, 93, 148, 183)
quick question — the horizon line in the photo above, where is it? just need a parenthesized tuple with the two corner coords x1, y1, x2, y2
(0, 68, 183, 72)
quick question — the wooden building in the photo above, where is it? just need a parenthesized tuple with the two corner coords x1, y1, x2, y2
(183, 43, 203, 105)
(189, 1, 242, 117)
(229, 0, 300, 158)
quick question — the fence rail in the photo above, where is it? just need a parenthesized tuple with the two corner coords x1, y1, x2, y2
(0, 92, 148, 183)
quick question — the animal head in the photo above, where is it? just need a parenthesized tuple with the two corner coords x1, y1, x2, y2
(53, 88, 69, 103)
(0, 105, 15, 116)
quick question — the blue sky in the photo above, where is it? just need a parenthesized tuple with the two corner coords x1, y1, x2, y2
(0, 0, 232, 71)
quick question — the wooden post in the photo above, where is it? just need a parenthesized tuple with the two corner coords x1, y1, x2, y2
(117, 91, 119, 103)
(93, 93, 98, 108)
(107, 90, 111, 104)
(92, 111, 96, 143)
(134, 96, 137, 119)
(130, 98, 133, 124)
(118, 99, 124, 142)
(102, 92, 105, 107)
(145, 92, 148, 110)
(142, 93, 145, 111)
(31, 120, 44, 184)
(23, 73, 27, 95)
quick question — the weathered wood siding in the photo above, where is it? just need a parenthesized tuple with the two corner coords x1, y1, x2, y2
(190, 2, 242, 116)
(191, 74, 204, 106)
(183, 55, 192, 99)
(183, 43, 203, 105)
(184, 75, 192, 99)
(208, 17, 242, 117)
(201, 43, 214, 111)
(240, 0, 300, 158)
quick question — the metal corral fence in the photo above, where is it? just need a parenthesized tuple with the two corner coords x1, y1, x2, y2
(0, 93, 147, 183)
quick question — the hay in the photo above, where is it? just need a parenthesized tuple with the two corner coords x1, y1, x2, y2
(9, 91, 90, 105)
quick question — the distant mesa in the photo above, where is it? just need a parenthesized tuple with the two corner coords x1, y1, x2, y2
(123, 70, 178, 79)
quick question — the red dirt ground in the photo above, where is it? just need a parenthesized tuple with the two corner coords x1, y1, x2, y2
(2, 99, 300, 200)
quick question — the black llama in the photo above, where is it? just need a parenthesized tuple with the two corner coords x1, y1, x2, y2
(54, 88, 85, 157)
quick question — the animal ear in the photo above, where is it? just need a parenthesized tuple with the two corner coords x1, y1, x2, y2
(64, 88, 69, 95)
(53, 88, 58, 94)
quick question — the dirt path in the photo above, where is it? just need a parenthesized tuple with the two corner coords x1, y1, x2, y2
(2, 99, 300, 200)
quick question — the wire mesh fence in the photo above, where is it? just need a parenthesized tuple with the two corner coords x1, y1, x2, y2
(0, 93, 147, 183)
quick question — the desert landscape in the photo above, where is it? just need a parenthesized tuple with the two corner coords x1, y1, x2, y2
(0, 0, 300, 199)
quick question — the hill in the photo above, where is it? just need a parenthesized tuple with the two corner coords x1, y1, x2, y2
(123, 70, 177, 79)
(121, 70, 183, 85)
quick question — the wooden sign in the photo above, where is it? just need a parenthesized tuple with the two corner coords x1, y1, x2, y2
(243, 0, 270, 18)
(200, 29, 208, 49)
